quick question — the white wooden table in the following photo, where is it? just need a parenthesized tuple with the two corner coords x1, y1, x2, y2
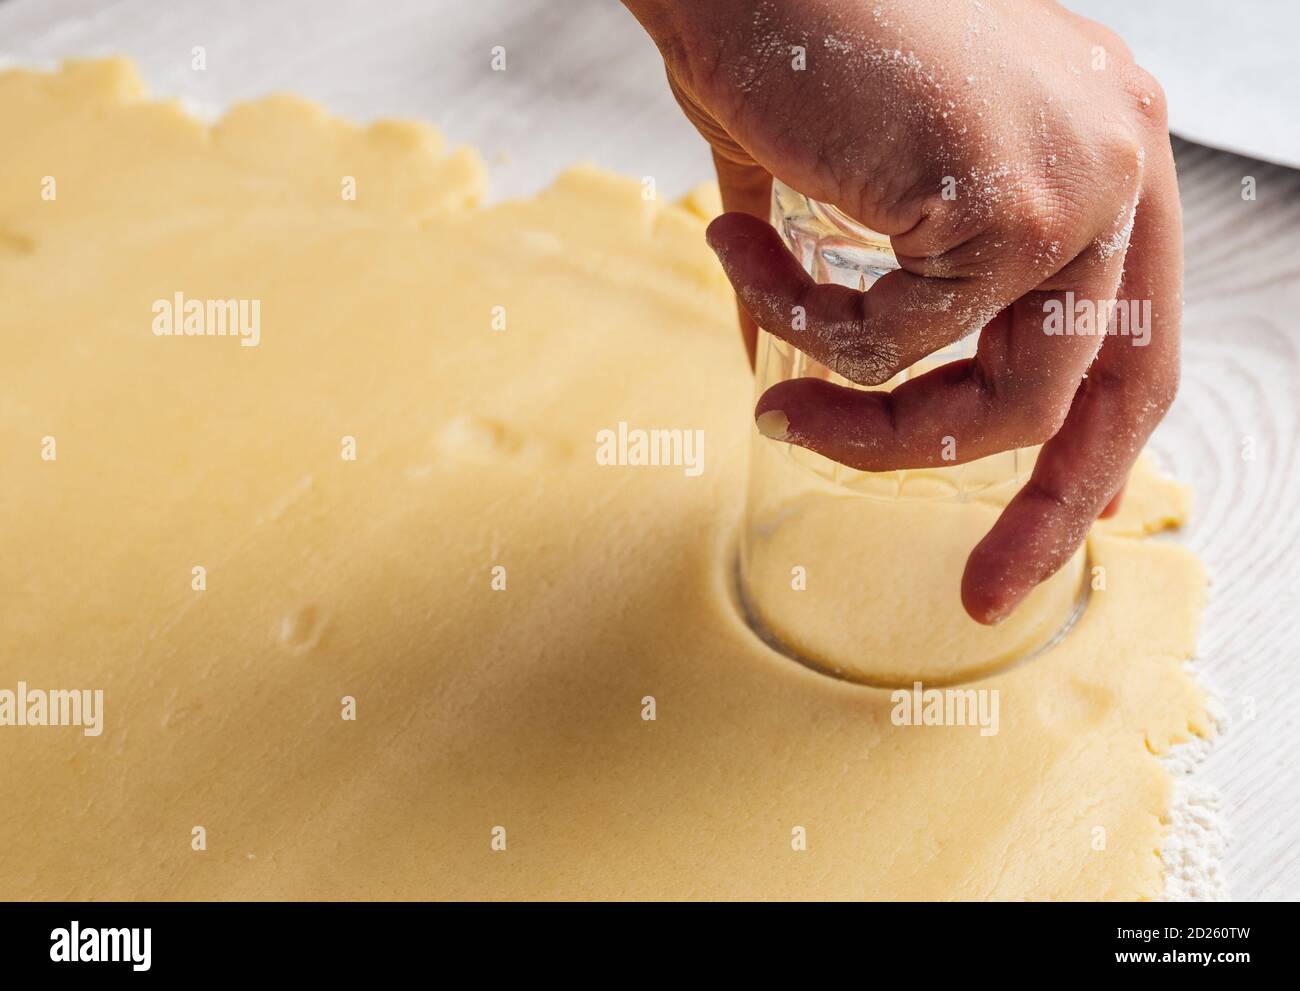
(3, 0, 1297, 901)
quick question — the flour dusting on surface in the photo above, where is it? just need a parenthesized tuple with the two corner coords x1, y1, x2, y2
(1160, 684, 1229, 901)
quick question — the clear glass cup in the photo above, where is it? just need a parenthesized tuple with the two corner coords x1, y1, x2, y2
(735, 180, 1089, 687)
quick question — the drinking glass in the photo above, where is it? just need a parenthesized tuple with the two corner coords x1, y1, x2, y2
(735, 179, 1089, 686)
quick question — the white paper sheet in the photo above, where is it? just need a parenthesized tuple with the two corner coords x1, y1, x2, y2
(1067, 0, 1300, 168)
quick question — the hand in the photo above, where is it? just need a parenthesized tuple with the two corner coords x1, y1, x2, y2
(624, 0, 1182, 624)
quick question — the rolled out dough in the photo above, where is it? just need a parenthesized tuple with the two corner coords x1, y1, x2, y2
(0, 59, 1211, 899)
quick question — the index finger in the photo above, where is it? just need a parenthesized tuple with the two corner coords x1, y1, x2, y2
(707, 211, 1037, 387)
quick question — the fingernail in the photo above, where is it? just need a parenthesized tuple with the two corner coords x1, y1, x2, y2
(756, 409, 790, 441)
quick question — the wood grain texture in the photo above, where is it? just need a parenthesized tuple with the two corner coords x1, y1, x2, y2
(1162, 139, 1300, 900)
(1, 0, 1297, 900)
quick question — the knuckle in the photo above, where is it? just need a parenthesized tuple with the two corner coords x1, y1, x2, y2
(1129, 66, 1169, 129)
(1103, 131, 1147, 189)
(840, 341, 903, 387)
(1011, 191, 1066, 247)
(999, 184, 1079, 274)
(1020, 397, 1071, 444)
(905, 192, 984, 256)
(1009, 372, 1073, 439)
(983, 365, 1072, 444)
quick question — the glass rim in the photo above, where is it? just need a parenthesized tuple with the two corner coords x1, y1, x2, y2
(772, 177, 892, 251)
